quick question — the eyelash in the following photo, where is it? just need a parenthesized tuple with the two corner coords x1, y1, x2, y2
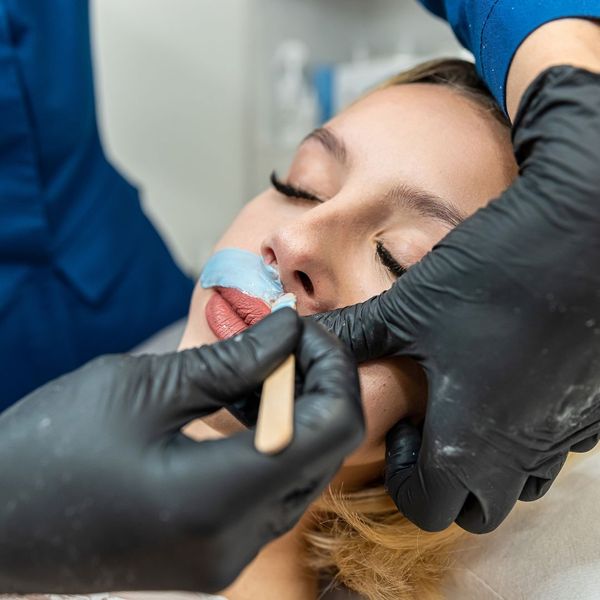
(270, 170, 407, 279)
(375, 241, 407, 279)
(270, 171, 322, 203)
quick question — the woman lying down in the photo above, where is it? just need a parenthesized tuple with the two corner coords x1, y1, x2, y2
(18, 58, 517, 600)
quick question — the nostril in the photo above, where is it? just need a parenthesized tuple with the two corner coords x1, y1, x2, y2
(262, 247, 277, 266)
(296, 271, 314, 296)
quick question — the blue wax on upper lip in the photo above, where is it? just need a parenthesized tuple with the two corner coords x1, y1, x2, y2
(200, 248, 284, 304)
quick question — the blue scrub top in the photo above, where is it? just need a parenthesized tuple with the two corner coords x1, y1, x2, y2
(0, 0, 193, 409)
(419, 0, 600, 111)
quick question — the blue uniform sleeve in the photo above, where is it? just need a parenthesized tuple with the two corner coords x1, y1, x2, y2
(0, 0, 193, 408)
(418, 0, 600, 112)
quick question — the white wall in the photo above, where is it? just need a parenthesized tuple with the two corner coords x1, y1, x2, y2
(91, 0, 462, 276)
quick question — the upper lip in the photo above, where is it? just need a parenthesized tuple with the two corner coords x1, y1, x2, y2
(215, 287, 271, 326)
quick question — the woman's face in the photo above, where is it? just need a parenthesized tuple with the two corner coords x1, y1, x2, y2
(180, 82, 517, 478)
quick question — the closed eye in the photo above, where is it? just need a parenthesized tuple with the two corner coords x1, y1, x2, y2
(270, 171, 324, 203)
(376, 241, 407, 279)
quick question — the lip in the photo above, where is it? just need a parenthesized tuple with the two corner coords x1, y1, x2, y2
(205, 287, 272, 340)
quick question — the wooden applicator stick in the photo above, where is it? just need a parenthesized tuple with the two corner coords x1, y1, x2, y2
(254, 293, 297, 455)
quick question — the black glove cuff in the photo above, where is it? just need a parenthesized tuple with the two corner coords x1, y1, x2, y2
(512, 65, 600, 167)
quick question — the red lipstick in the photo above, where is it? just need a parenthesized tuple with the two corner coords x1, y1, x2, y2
(205, 287, 271, 340)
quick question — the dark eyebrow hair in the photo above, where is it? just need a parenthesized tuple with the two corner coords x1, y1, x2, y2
(387, 183, 465, 228)
(302, 127, 348, 164)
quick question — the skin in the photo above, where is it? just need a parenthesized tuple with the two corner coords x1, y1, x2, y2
(180, 81, 517, 478)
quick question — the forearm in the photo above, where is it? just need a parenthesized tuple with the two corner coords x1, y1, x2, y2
(417, 1, 600, 112)
(507, 19, 600, 119)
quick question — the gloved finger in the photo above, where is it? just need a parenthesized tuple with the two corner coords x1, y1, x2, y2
(519, 475, 554, 502)
(226, 388, 262, 428)
(384, 419, 421, 484)
(147, 309, 302, 429)
(312, 279, 416, 363)
(519, 452, 568, 502)
(455, 474, 526, 534)
(312, 296, 392, 362)
(450, 441, 534, 533)
(384, 429, 469, 532)
(455, 451, 569, 532)
(296, 320, 361, 402)
(293, 320, 365, 455)
(227, 362, 305, 428)
(571, 433, 600, 453)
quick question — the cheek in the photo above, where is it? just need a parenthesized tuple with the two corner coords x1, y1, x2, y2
(343, 357, 427, 469)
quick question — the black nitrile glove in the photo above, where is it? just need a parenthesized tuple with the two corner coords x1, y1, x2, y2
(316, 66, 600, 533)
(0, 310, 363, 594)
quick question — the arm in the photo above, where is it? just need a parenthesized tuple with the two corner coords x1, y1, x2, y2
(506, 18, 600, 117)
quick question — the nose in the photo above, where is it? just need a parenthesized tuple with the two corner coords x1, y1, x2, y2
(261, 221, 340, 314)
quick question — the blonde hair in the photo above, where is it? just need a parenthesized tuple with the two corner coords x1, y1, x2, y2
(374, 57, 509, 127)
(302, 59, 507, 600)
(305, 486, 465, 600)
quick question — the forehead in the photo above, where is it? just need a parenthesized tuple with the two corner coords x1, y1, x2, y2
(325, 83, 514, 213)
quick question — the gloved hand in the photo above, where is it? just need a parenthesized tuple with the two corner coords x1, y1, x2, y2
(316, 65, 600, 533)
(0, 310, 363, 594)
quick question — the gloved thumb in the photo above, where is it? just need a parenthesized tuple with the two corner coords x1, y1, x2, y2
(313, 278, 417, 363)
(384, 420, 468, 532)
(384, 419, 421, 497)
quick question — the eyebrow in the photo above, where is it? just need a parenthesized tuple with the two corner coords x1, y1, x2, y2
(386, 184, 466, 229)
(302, 127, 466, 229)
(303, 128, 348, 165)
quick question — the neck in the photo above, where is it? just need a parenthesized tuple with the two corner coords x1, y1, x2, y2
(221, 520, 316, 600)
